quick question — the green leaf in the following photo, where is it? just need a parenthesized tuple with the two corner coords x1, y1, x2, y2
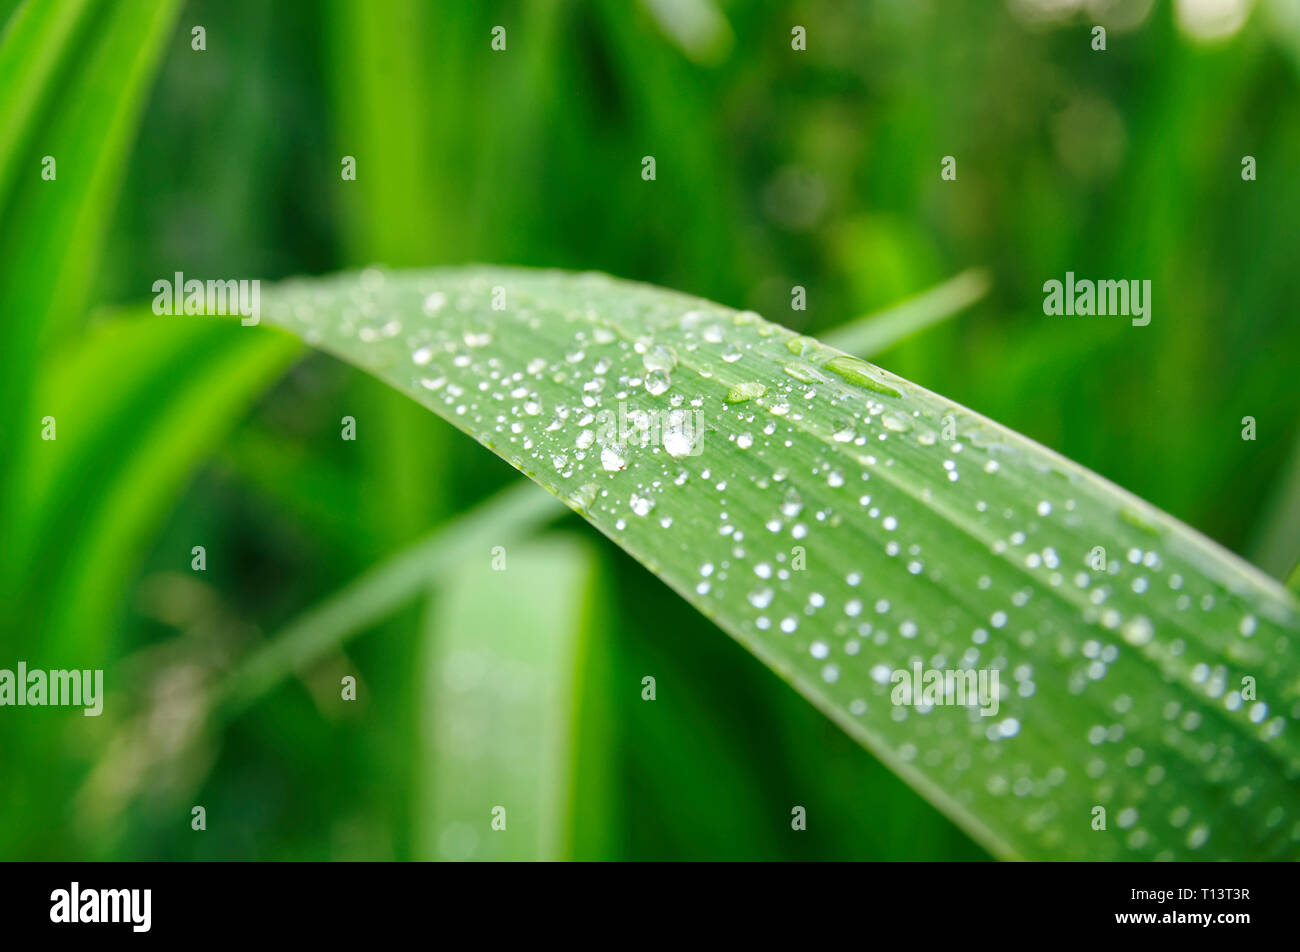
(216, 421, 375, 557)
(262, 265, 1300, 861)
(75, 480, 567, 844)
(416, 534, 612, 860)
(0, 0, 89, 204)
(0, 0, 181, 345)
(216, 480, 566, 718)
(0, 0, 181, 603)
(14, 314, 300, 661)
(321, 0, 457, 543)
(642, 0, 734, 66)
(823, 267, 991, 357)
(0, 313, 296, 859)
(1247, 423, 1300, 581)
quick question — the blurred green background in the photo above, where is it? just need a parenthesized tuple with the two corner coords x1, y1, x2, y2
(2, 0, 1297, 860)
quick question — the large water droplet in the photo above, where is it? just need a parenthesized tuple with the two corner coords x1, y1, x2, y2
(726, 381, 767, 403)
(601, 445, 626, 471)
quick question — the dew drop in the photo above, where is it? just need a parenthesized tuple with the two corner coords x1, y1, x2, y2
(824, 355, 901, 396)
(600, 445, 626, 472)
(644, 370, 671, 395)
(726, 381, 767, 403)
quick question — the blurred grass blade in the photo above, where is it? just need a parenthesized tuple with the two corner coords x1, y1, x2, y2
(262, 266, 1300, 861)
(641, 0, 734, 65)
(0, 0, 181, 602)
(15, 315, 300, 661)
(1247, 423, 1300, 581)
(322, 0, 454, 545)
(323, 0, 442, 268)
(416, 535, 611, 860)
(217, 423, 375, 557)
(1, 313, 294, 858)
(217, 480, 566, 717)
(73, 481, 566, 844)
(823, 267, 991, 356)
(0, 0, 90, 203)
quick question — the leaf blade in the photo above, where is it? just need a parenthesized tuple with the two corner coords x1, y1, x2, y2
(263, 265, 1300, 861)
(416, 534, 611, 860)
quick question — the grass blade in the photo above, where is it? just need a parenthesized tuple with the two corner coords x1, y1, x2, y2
(217, 480, 566, 717)
(823, 267, 991, 357)
(15, 315, 300, 661)
(0, 0, 91, 205)
(261, 265, 1300, 860)
(0, 314, 295, 858)
(1247, 424, 1300, 581)
(0, 0, 181, 605)
(75, 481, 566, 846)
(416, 535, 611, 860)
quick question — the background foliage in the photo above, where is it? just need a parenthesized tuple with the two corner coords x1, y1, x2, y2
(2, 0, 1297, 860)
